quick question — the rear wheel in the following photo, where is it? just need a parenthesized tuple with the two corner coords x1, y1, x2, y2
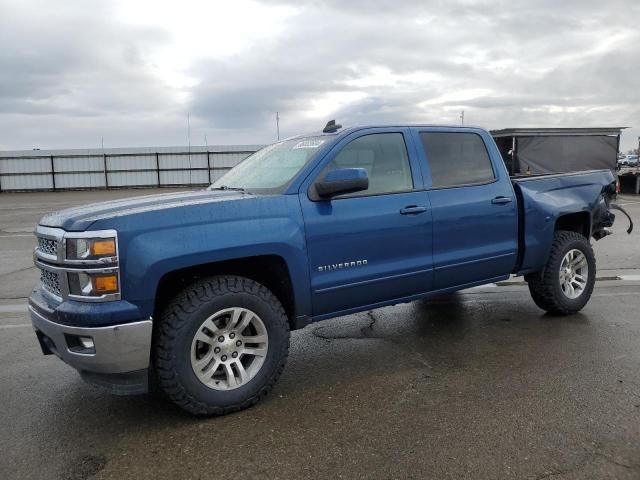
(526, 230, 596, 315)
(154, 275, 289, 416)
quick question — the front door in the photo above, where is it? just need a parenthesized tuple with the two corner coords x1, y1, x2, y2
(299, 129, 433, 317)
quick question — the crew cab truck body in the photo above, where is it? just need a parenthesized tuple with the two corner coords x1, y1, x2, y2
(29, 124, 624, 415)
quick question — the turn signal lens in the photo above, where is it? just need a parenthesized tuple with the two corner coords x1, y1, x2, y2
(90, 239, 116, 256)
(92, 275, 118, 293)
(65, 234, 117, 261)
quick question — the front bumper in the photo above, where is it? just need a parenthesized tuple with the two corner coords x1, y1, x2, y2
(30, 305, 153, 395)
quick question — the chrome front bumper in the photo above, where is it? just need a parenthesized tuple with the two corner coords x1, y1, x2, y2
(30, 305, 152, 375)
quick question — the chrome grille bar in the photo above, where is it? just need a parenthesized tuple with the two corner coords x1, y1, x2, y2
(33, 225, 120, 303)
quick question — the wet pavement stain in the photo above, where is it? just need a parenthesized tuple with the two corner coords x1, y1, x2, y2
(62, 455, 106, 480)
(311, 310, 380, 341)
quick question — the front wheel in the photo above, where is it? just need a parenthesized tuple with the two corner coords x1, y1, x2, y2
(154, 276, 290, 416)
(526, 230, 596, 315)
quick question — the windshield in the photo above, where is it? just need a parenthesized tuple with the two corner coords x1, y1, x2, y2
(210, 137, 327, 193)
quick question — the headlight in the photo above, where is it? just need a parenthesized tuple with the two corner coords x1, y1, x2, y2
(64, 232, 119, 299)
(66, 237, 117, 261)
(67, 271, 119, 297)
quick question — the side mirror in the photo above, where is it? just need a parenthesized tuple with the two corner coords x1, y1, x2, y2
(315, 168, 369, 198)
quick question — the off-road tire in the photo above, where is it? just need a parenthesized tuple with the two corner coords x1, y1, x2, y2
(154, 275, 290, 416)
(526, 230, 596, 315)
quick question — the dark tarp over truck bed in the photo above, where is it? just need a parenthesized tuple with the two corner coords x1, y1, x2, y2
(491, 127, 625, 176)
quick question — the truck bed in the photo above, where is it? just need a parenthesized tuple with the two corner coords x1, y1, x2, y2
(510, 169, 616, 274)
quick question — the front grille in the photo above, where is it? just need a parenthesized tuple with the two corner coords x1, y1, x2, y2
(40, 269, 62, 297)
(37, 236, 58, 256)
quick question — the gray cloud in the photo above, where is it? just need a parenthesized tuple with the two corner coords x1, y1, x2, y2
(0, 0, 182, 148)
(0, 0, 638, 151)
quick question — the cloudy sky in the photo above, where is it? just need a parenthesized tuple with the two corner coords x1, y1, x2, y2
(1, 0, 638, 151)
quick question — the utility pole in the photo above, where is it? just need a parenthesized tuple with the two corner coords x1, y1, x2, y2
(187, 112, 192, 185)
(187, 113, 191, 157)
(276, 112, 280, 141)
(205, 134, 211, 184)
(460, 110, 465, 125)
(101, 136, 107, 189)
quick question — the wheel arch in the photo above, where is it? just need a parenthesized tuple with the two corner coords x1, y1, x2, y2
(153, 255, 298, 330)
(555, 211, 591, 238)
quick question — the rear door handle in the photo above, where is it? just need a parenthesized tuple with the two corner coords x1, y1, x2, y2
(491, 196, 513, 205)
(400, 205, 428, 215)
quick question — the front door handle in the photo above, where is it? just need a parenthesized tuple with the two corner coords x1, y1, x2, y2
(400, 205, 428, 215)
(491, 196, 513, 205)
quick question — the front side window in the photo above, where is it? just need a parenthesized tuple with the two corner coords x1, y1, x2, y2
(420, 132, 495, 188)
(326, 133, 413, 197)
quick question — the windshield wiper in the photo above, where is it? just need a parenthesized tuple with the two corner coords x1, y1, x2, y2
(209, 185, 248, 193)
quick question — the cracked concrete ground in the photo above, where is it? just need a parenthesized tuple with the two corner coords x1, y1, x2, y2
(1, 190, 639, 480)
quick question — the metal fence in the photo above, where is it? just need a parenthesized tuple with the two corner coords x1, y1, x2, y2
(0, 145, 263, 192)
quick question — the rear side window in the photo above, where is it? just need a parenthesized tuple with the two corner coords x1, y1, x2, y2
(420, 132, 495, 188)
(327, 133, 413, 196)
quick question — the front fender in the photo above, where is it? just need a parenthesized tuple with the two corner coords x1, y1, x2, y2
(90, 195, 311, 321)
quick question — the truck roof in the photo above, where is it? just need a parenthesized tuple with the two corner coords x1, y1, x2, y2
(288, 123, 486, 141)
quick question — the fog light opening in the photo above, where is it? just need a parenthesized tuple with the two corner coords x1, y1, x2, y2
(65, 334, 96, 354)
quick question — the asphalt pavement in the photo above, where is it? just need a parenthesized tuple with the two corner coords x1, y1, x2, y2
(1, 190, 639, 480)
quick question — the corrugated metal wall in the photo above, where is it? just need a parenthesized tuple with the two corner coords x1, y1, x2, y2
(0, 145, 262, 192)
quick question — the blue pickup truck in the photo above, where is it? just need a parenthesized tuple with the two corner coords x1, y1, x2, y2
(30, 123, 628, 415)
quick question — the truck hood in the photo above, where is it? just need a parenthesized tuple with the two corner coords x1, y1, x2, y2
(39, 189, 247, 231)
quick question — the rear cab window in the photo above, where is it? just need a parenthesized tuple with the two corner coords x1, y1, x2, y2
(419, 132, 495, 188)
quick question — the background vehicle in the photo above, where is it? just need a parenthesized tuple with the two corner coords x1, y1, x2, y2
(30, 123, 624, 415)
(619, 154, 639, 167)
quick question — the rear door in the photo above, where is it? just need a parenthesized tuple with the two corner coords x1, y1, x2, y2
(412, 128, 518, 290)
(299, 128, 433, 316)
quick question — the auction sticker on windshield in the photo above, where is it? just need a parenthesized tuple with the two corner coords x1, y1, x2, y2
(293, 139, 325, 149)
